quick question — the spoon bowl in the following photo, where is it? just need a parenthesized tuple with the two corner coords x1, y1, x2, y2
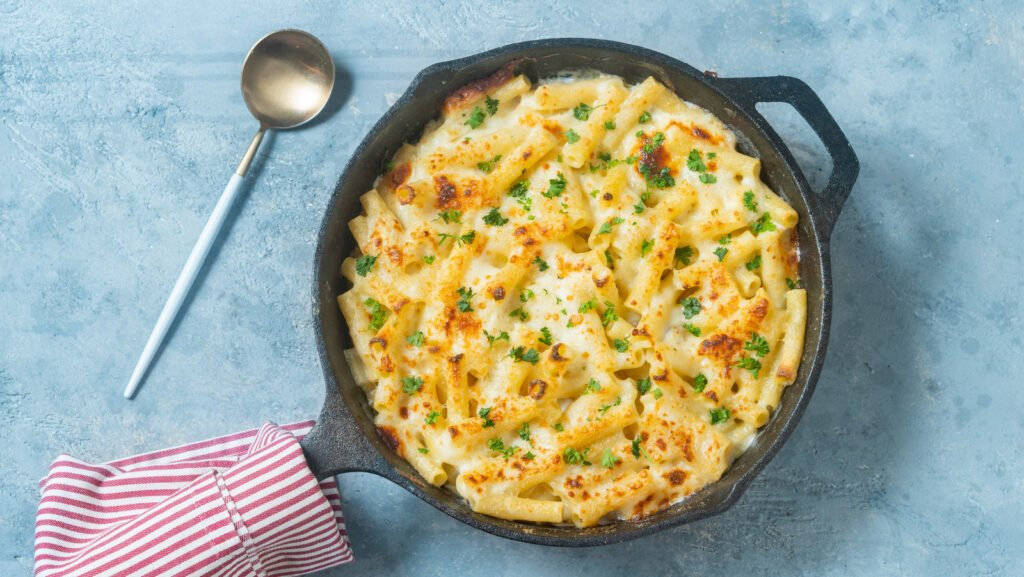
(242, 29, 335, 129)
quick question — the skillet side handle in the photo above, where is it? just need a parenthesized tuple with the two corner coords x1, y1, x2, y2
(300, 387, 394, 481)
(714, 76, 860, 238)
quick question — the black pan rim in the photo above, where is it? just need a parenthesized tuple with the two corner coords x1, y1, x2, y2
(306, 37, 857, 547)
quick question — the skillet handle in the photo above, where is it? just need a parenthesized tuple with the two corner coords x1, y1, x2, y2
(713, 76, 859, 238)
(300, 385, 395, 481)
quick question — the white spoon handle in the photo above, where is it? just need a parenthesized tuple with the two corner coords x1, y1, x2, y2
(124, 172, 246, 399)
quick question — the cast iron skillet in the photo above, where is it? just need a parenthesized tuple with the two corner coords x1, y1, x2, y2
(300, 38, 858, 547)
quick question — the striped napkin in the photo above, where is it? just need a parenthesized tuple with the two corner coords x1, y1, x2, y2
(34, 421, 353, 577)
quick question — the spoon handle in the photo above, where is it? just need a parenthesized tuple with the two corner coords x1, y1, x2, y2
(123, 172, 247, 399)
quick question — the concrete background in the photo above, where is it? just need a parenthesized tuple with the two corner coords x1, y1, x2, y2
(1, 1, 1021, 575)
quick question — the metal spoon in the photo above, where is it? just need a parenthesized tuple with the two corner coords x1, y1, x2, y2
(124, 29, 335, 399)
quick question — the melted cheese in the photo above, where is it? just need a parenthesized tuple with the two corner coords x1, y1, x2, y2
(338, 69, 806, 527)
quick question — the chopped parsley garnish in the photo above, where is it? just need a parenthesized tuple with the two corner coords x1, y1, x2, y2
(713, 246, 729, 262)
(532, 256, 549, 271)
(641, 238, 654, 257)
(543, 173, 567, 198)
(638, 111, 652, 123)
(643, 131, 665, 154)
(573, 102, 593, 120)
(683, 323, 701, 337)
(693, 373, 708, 392)
(612, 337, 630, 352)
(601, 302, 618, 327)
(456, 286, 475, 312)
(565, 129, 580, 144)
(438, 230, 476, 246)
(604, 249, 615, 269)
(583, 379, 601, 394)
(687, 149, 708, 173)
(436, 209, 462, 224)
(682, 297, 701, 319)
(710, 407, 731, 425)
(746, 254, 762, 271)
(634, 202, 645, 214)
(539, 326, 553, 346)
(484, 329, 510, 347)
(418, 447, 429, 454)
(509, 307, 529, 321)
(652, 388, 664, 399)
(751, 212, 777, 235)
(524, 451, 536, 460)
(519, 422, 531, 441)
(631, 437, 651, 460)
(598, 397, 621, 416)
(479, 407, 495, 428)
(786, 277, 802, 289)
(563, 447, 591, 466)
(674, 246, 694, 266)
(423, 255, 436, 264)
(637, 377, 652, 396)
(465, 106, 486, 128)
(604, 119, 616, 130)
(509, 180, 532, 211)
(735, 357, 762, 377)
(363, 298, 389, 331)
(401, 375, 423, 395)
(406, 331, 425, 347)
(699, 172, 717, 184)
(553, 423, 564, 432)
(355, 254, 377, 277)
(508, 346, 540, 364)
(744, 333, 770, 357)
(520, 288, 535, 303)
(600, 448, 620, 468)
(484, 95, 499, 115)
(743, 190, 758, 212)
(425, 411, 440, 425)
(482, 207, 508, 226)
(597, 217, 624, 235)
(476, 155, 502, 174)
(487, 438, 517, 459)
(719, 234, 732, 245)
(578, 299, 598, 313)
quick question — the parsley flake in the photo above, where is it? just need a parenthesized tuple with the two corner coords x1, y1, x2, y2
(631, 437, 651, 460)
(683, 323, 701, 337)
(746, 254, 762, 271)
(456, 286, 475, 313)
(363, 298, 389, 331)
(710, 407, 731, 425)
(423, 255, 436, 264)
(601, 302, 618, 327)
(476, 155, 502, 174)
(600, 448, 620, 468)
(543, 173, 567, 198)
(418, 446, 429, 454)
(509, 307, 529, 321)
(597, 217, 623, 235)
(436, 209, 462, 224)
(579, 299, 598, 314)
(604, 119, 616, 130)
(438, 230, 476, 246)
(598, 397, 621, 417)
(406, 331, 425, 347)
(539, 326, 553, 346)
(563, 447, 591, 466)
(637, 377, 652, 396)
(401, 375, 423, 395)
(713, 246, 729, 262)
(573, 102, 593, 120)
(355, 254, 377, 277)
(479, 407, 495, 428)
(519, 422, 531, 441)
(682, 297, 701, 319)
(613, 337, 630, 352)
(425, 411, 440, 425)
(786, 277, 802, 289)
(484, 330, 510, 347)
(532, 256, 549, 271)
(508, 346, 540, 364)
(464, 106, 486, 128)
(693, 373, 708, 392)
(565, 129, 580, 144)
(674, 246, 694, 266)
(584, 379, 601, 394)
(735, 357, 762, 377)
(751, 212, 777, 235)
(483, 207, 508, 226)
(743, 190, 758, 212)
(638, 111, 652, 123)
(484, 95, 499, 115)
(744, 333, 770, 357)
(487, 438, 518, 459)
(641, 238, 655, 257)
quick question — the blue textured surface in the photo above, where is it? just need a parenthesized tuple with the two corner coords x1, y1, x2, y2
(2, 1, 1022, 575)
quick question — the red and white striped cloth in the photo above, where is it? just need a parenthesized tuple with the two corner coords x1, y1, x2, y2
(34, 421, 353, 577)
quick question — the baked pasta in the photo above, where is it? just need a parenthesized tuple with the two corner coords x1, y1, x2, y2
(338, 66, 806, 527)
